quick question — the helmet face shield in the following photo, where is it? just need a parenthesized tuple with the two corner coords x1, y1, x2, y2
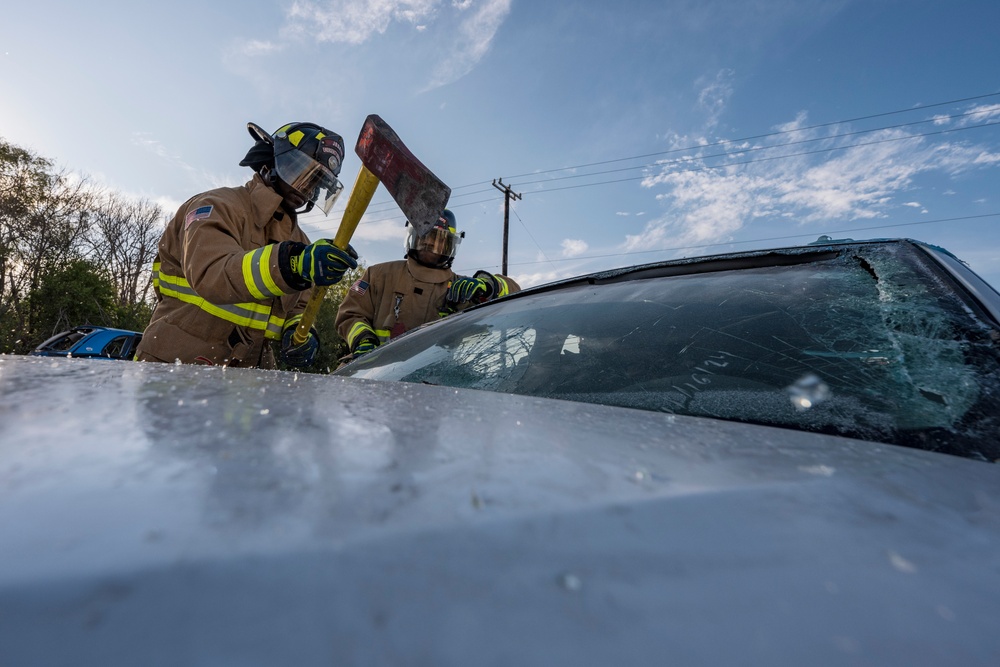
(418, 225, 461, 258)
(408, 211, 463, 267)
(274, 149, 344, 215)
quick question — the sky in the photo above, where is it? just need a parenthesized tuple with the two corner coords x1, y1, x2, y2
(2, 0, 1000, 290)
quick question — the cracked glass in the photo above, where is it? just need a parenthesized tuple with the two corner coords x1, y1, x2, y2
(338, 242, 1000, 461)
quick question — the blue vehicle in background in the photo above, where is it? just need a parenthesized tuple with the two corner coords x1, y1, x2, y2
(30, 325, 142, 360)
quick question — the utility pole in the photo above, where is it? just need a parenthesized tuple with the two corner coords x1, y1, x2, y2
(492, 178, 521, 275)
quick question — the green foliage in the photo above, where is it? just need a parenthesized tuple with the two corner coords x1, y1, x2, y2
(0, 310, 23, 353)
(1, 135, 162, 354)
(1, 133, 369, 370)
(113, 300, 155, 333)
(23, 259, 118, 351)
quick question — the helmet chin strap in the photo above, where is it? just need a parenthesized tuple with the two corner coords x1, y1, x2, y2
(262, 166, 312, 214)
(261, 166, 278, 188)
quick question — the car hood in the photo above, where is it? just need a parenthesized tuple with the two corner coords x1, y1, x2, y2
(1, 354, 999, 665)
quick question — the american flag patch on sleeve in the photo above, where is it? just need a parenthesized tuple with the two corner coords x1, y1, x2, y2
(350, 279, 369, 295)
(185, 205, 213, 228)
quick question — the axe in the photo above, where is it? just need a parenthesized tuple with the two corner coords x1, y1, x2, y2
(292, 114, 452, 345)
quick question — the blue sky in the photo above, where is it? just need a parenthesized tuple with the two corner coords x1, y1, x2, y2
(2, 0, 999, 288)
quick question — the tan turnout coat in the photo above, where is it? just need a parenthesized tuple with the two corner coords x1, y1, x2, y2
(136, 174, 311, 368)
(336, 258, 520, 351)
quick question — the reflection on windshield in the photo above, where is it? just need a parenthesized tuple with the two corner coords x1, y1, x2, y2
(339, 244, 1000, 461)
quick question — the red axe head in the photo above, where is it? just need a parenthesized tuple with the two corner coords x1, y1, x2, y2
(354, 115, 451, 239)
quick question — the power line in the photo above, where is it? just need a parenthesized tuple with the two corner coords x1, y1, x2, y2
(509, 201, 555, 272)
(306, 114, 999, 233)
(501, 91, 1000, 181)
(515, 119, 1000, 195)
(349, 91, 1000, 208)
(492, 178, 521, 274)
(299, 92, 1000, 235)
(301, 93, 1000, 229)
(512, 108, 1000, 189)
(301, 114, 998, 236)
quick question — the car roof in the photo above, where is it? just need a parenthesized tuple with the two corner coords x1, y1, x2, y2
(34, 325, 140, 347)
(513, 237, 973, 292)
(2, 354, 999, 664)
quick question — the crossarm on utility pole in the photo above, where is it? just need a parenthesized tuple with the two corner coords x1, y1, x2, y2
(492, 178, 522, 275)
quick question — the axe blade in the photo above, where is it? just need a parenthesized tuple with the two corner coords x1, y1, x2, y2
(355, 115, 451, 237)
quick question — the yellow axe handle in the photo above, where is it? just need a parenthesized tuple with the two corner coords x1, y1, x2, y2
(292, 164, 380, 345)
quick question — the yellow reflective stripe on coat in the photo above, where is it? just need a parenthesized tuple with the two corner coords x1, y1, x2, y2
(156, 269, 285, 340)
(242, 245, 284, 300)
(347, 321, 390, 346)
(494, 276, 512, 297)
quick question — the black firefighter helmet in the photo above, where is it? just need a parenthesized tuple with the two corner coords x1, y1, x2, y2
(239, 121, 346, 215)
(406, 209, 463, 269)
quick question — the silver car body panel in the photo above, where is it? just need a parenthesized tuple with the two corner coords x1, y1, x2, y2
(1, 354, 999, 665)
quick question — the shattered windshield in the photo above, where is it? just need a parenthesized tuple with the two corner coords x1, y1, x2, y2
(338, 243, 1000, 461)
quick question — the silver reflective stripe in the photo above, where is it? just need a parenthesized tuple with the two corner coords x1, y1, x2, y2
(349, 321, 387, 346)
(243, 245, 284, 299)
(156, 268, 284, 339)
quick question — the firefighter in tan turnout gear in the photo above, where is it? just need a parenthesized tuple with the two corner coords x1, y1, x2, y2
(336, 209, 520, 359)
(136, 121, 357, 368)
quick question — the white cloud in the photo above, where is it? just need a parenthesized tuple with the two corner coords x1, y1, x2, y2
(128, 135, 201, 183)
(561, 239, 588, 257)
(513, 268, 571, 288)
(972, 150, 1000, 166)
(284, 0, 440, 44)
(957, 103, 1000, 125)
(345, 213, 408, 243)
(131, 132, 243, 192)
(773, 111, 809, 134)
(423, 0, 512, 91)
(238, 39, 285, 56)
(269, 0, 511, 90)
(628, 116, 1000, 252)
(696, 69, 735, 129)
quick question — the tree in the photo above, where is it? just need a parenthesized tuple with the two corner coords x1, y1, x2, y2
(0, 136, 170, 353)
(1, 134, 365, 364)
(1, 139, 96, 352)
(84, 192, 163, 310)
(23, 259, 118, 349)
(1, 140, 54, 344)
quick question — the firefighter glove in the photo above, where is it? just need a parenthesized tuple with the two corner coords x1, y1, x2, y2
(352, 336, 379, 358)
(446, 275, 492, 304)
(296, 240, 358, 287)
(280, 321, 320, 368)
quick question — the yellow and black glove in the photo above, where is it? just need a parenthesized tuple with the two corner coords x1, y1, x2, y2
(280, 315, 320, 367)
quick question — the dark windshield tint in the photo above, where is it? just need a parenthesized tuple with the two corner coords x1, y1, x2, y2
(338, 243, 1000, 461)
(37, 328, 94, 352)
(100, 335, 130, 359)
